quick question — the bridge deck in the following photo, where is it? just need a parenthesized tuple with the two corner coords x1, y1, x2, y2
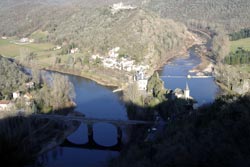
(160, 75, 214, 79)
(32, 114, 152, 125)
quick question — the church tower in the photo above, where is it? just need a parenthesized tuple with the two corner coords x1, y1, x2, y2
(184, 82, 190, 99)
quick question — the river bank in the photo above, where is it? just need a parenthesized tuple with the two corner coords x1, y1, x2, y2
(14, 31, 205, 91)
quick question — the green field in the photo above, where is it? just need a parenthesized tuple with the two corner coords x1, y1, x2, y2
(0, 38, 85, 68)
(238, 65, 250, 73)
(230, 38, 250, 52)
(0, 39, 55, 58)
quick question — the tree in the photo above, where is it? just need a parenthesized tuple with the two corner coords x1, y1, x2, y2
(50, 73, 75, 110)
(124, 83, 139, 103)
(147, 72, 165, 98)
(31, 68, 41, 86)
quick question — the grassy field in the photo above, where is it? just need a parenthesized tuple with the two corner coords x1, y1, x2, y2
(238, 65, 250, 73)
(230, 38, 250, 52)
(0, 39, 55, 58)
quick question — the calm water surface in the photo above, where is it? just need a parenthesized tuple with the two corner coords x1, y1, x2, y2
(41, 76, 127, 167)
(158, 47, 219, 106)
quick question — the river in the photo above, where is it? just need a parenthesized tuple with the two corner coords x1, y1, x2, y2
(158, 45, 220, 106)
(37, 77, 128, 167)
(36, 45, 219, 167)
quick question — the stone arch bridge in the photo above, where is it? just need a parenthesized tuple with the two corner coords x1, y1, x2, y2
(32, 114, 152, 151)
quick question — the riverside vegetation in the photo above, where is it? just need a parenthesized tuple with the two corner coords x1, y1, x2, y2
(0, 55, 79, 166)
(0, 55, 75, 114)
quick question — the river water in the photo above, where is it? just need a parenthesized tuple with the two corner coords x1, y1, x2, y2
(37, 45, 219, 167)
(38, 77, 128, 167)
(158, 46, 219, 106)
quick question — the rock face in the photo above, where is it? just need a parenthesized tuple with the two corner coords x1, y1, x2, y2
(215, 64, 250, 94)
(232, 79, 250, 95)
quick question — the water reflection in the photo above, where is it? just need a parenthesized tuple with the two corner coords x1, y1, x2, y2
(93, 123, 117, 146)
(39, 74, 127, 167)
(68, 124, 88, 144)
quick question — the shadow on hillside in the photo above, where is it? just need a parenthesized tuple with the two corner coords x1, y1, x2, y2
(2, 94, 250, 167)
(0, 106, 80, 167)
(110, 94, 250, 167)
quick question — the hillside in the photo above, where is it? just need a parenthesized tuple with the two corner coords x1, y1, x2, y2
(1, 0, 250, 36)
(0, 56, 29, 97)
(110, 94, 250, 167)
(145, 0, 250, 31)
(0, 1, 194, 69)
(50, 8, 192, 64)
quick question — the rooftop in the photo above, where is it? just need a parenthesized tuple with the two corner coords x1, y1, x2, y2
(0, 100, 11, 105)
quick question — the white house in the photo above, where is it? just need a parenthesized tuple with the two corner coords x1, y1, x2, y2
(173, 88, 184, 99)
(173, 83, 192, 100)
(103, 58, 116, 68)
(13, 91, 20, 100)
(91, 54, 104, 61)
(108, 47, 120, 58)
(26, 82, 35, 89)
(111, 2, 137, 14)
(54, 45, 62, 50)
(29, 39, 34, 43)
(71, 48, 79, 54)
(135, 70, 148, 91)
(121, 60, 134, 71)
(0, 100, 13, 111)
(20, 38, 29, 43)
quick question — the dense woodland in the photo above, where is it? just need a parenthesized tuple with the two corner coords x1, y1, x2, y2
(224, 48, 250, 65)
(0, 55, 29, 98)
(229, 28, 250, 41)
(146, 0, 250, 31)
(0, 55, 75, 113)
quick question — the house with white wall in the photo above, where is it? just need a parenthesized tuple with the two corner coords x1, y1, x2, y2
(0, 100, 13, 111)
(13, 91, 20, 100)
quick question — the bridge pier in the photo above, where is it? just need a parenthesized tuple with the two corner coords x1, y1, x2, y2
(117, 126, 123, 145)
(87, 124, 95, 146)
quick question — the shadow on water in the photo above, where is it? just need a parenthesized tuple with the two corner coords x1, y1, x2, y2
(0, 103, 150, 167)
(0, 106, 77, 167)
(3, 92, 248, 167)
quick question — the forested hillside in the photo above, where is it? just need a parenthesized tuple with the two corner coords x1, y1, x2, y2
(145, 0, 250, 31)
(1, 0, 249, 37)
(50, 8, 191, 63)
(0, 56, 29, 97)
(0, 1, 193, 65)
(110, 94, 250, 167)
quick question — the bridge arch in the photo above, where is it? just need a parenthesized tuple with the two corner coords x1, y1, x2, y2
(61, 122, 123, 151)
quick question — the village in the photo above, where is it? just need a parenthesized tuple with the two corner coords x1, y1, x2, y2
(0, 81, 35, 113)
(110, 2, 137, 15)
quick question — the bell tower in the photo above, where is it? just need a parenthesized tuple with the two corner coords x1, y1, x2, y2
(184, 82, 190, 99)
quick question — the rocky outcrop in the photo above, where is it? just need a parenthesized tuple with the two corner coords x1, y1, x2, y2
(232, 79, 250, 95)
(215, 64, 250, 94)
